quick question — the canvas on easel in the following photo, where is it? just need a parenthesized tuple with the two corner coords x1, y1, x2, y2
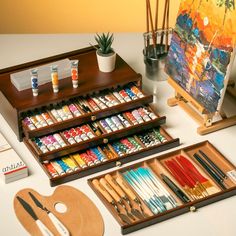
(165, 0, 236, 135)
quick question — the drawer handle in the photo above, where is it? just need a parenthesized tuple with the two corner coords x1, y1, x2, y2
(116, 161, 122, 167)
(103, 138, 108, 144)
(189, 206, 197, 212)
(91, 115, 96, 121)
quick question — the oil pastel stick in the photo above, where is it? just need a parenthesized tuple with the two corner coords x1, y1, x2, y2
(23, 117, 36, 130)
(69, 128, 83, 143)
(61, 156, 79, 171)
(41, 110, 54, 125)
(62, 104, 73, 119)
(55, 159, 73, 173)
(129, 84, 144, 98)
(112, 91, 125, 103)
(41, 136, 56, 151)
(44, 163, 59, 177)
(71, 154, 87, 168)
(50, 160, 66, 175)
(47, 135, 61, 149)
(53, 133, 67, 147)
(62, 131, 76, 145)
(68, 103, 82, 117)
(34, 138, 49, 153)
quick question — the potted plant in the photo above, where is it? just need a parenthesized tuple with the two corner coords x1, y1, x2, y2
(95, 32, 116, 73)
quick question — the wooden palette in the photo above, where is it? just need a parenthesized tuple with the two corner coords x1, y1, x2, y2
(14, 185, 104, 236)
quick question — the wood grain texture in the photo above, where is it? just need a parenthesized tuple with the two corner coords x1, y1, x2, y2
(14, 186, 104, 236)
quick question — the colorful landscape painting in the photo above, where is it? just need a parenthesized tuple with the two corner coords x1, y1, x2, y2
(165, 0, 236, 113)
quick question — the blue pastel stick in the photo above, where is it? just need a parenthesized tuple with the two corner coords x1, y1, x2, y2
(55, 159, 72, 173)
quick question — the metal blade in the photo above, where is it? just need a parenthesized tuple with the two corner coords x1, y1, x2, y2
(28, 192, 44, 211)
(131, 208, 145, 220)
(119, 213, 132, 225)
(16, 196, 38, 221)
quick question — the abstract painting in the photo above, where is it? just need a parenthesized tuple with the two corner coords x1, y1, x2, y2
(165, 0, 236, 113)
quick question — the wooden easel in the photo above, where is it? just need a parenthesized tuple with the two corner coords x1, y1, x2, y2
(167, 77, 236, 135)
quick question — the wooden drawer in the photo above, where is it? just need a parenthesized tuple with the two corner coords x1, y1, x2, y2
(88, 141, 236, 234)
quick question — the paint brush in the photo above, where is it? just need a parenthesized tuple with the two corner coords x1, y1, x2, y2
(160, 0, 168, 46)
(128, 170, 165, 212)
(164, 160, 198, 200)
(146, 0, 150, 52)
(193, 153, 227, 190)
(135, 168, 172, 210)
(155, 0, 159, 32)
(198, 150, 227, 179)
(161, 174, 191, 203)
(177, 155, 218, 196)
(146, 0, 158, 58)
(165, 0, 170, 52)
(123, 172, 159, 214)
(138, 167, 177, 208)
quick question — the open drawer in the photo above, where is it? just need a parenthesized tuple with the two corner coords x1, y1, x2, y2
(88, 141, 236, 234)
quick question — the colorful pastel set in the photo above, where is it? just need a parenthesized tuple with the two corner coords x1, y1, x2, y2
(22, 83, 145, 131)
(43, 128, 168, 178)
(29, 106, 160, 154)
(89, 141, 236, 234)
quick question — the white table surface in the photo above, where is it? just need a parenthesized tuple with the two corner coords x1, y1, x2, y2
(0, 33, 236, 236)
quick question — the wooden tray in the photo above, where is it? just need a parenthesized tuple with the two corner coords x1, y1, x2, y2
(88, 141, 236, 234)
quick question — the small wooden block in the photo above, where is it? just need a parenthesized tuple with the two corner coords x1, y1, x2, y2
(14, 186, 104, 236)
(167, 97, 179, 107)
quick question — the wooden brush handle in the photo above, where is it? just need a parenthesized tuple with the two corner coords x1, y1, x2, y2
(100, 178, 121, 203)
(92, 179, 113, 203)
(116, 176, 137, 201)
(105, 174, 126, 198)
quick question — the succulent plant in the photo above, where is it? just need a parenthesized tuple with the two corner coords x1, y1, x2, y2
(95, 32, 114, 55)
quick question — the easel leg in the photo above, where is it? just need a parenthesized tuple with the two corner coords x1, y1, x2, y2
(167, 92, 182, 107)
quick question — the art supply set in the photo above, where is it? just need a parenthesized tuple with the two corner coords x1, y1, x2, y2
(89, 141, 236, 234)
(14, 186, 104, 236)
(0, 40, 235, 235)
(0, 46, 179, 187)
(43, 128, 169, 180)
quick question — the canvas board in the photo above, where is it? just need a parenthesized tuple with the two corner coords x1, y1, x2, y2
(165, 0, 236, 113)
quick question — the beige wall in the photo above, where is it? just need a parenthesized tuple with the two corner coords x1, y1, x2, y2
(0, 0, 180, 33)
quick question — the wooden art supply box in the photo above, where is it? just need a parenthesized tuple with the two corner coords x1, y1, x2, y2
(0, 46, 179, 186)
(88, 141, 236, 234)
